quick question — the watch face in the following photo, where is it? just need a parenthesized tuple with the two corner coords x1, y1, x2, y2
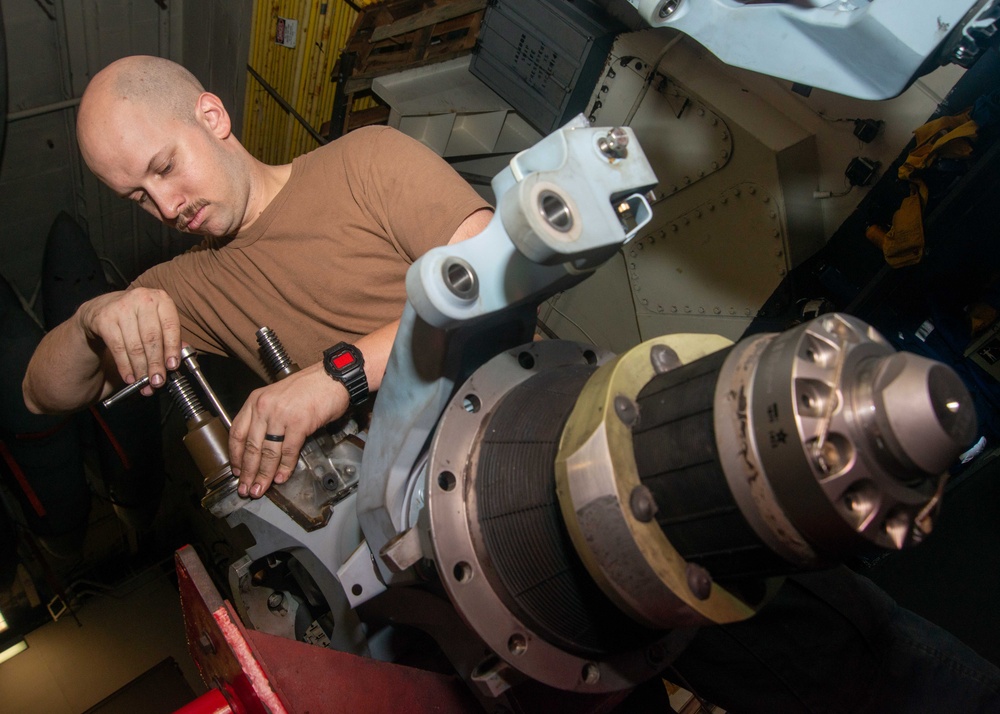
(331, 350, 356, 371)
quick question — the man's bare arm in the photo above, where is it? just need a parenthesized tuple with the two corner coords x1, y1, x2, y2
(228, 207, 494, 498)
(23, 288, 183, 414)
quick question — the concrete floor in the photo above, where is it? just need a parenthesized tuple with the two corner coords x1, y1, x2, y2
(0, 563, 205, 714)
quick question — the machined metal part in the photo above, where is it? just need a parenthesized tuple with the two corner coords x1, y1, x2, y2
(226, 491, 371, 657)
(597, 127, 629, 159)
(713, 334, 821, 569)
(181, 346, 233, 430)
(556, 333, 763, 631)
(427, 339, 692, 693)
(626, 0, 991, 100)
(718, 313, 976, 557)
(252, 327, 365, 531)
(158, 370, 243, 518)
(257, 326, 299, 380)
(359, 116, 660, 587)
(337, 540, 388, 609)
(264, 429, 365, 532)
(100, 374, 151, 409)
(945, 0, 1000, 67)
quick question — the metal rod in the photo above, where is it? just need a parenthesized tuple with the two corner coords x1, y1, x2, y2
(180, 347, 233, 429)
(101, 375, 151, 409)
(7, 98, 81, 122)
(246, 63, 328, 146)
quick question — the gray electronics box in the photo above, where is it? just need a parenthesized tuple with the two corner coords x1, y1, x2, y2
(469, 0, 624, 134)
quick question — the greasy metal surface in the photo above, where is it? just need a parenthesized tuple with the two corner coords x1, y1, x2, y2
(627, 182, 786, 319)
(713, 333, 822, 568)
(556, 333, 759, 629)
(263, 429, 363, 532)
(427, 340, 689, 692)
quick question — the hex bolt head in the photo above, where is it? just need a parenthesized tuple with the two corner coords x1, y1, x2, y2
(598, 127, 629, 158)
(198, 630, 216, 655)
(686, 562, 713, 600)
(629, 484, 659, 523)
(614, 395, 639, 428)
(267, 591, 285, 611)
(646, 643, 667, 667)
(650, 344, 681, 374)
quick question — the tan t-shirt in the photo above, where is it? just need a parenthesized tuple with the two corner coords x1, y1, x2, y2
(133, 126, 491, 380)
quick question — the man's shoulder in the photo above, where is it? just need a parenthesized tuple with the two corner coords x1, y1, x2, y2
(314, 125, 430, 161)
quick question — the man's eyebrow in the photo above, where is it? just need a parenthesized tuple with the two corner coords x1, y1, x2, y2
(116, 152, 163, 198)
(146, 151, 164, 173)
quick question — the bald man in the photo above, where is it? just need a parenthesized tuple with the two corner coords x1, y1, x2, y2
(23, 55, 492, 499)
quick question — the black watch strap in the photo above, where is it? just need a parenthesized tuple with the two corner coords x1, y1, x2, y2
(323, 342, 369, 407)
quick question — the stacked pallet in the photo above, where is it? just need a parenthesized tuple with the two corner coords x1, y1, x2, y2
(329, 0, 487, 137)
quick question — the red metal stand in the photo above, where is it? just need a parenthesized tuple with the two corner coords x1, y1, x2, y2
(173, 544, 480, 714)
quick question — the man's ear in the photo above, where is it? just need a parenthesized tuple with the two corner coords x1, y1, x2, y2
(196, 92, 232, 139)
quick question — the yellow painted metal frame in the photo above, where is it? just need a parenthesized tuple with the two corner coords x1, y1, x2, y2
(243, 0, 379, 164)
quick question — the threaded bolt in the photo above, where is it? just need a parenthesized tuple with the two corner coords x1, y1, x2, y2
(167, 373, 208, 422)
(256, 326, 298, 380)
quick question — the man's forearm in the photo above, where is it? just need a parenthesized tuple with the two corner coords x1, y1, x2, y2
(355, 319, 400, 393)
(23, 308, 113, 415)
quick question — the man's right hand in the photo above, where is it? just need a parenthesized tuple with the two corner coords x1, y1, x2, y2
(78, 288, 183, 395)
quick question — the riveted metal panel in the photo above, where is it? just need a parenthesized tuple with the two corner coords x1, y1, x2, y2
(627, 182, 788, 323)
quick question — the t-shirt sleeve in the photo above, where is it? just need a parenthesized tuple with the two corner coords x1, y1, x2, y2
(354, 126, 492, 261)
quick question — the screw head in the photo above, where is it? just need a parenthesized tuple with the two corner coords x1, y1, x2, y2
(630, 485, 658, 523)
(614, 395, 639, 427)
(686, 562, 713, 600)
(650, 344, 681, 374)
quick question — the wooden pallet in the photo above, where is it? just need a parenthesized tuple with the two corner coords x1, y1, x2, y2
(327, 0, 486, 137)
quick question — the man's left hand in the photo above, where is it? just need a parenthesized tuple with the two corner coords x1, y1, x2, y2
(228, 363, 349, 498)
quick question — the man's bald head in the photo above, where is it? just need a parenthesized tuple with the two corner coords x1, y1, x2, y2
(79, 55, 205, 130)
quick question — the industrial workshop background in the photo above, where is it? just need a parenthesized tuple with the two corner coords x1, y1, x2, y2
(243, 0, 371, 163)
(242, 0, 487, 164)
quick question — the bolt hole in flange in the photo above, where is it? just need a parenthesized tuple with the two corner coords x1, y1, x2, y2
(438, 471, 457, 492)
(800, 333, 837, 367)
(581, 662, 601, 685)
(518, 352, 536, 370)
(463, 394, 482, 413)
(659, 0, 683, 19)
(454, 561, 474, 583)
(508, 633, 527, 656)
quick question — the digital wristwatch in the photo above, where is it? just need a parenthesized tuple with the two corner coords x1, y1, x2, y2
(322, 342, 369, 407)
